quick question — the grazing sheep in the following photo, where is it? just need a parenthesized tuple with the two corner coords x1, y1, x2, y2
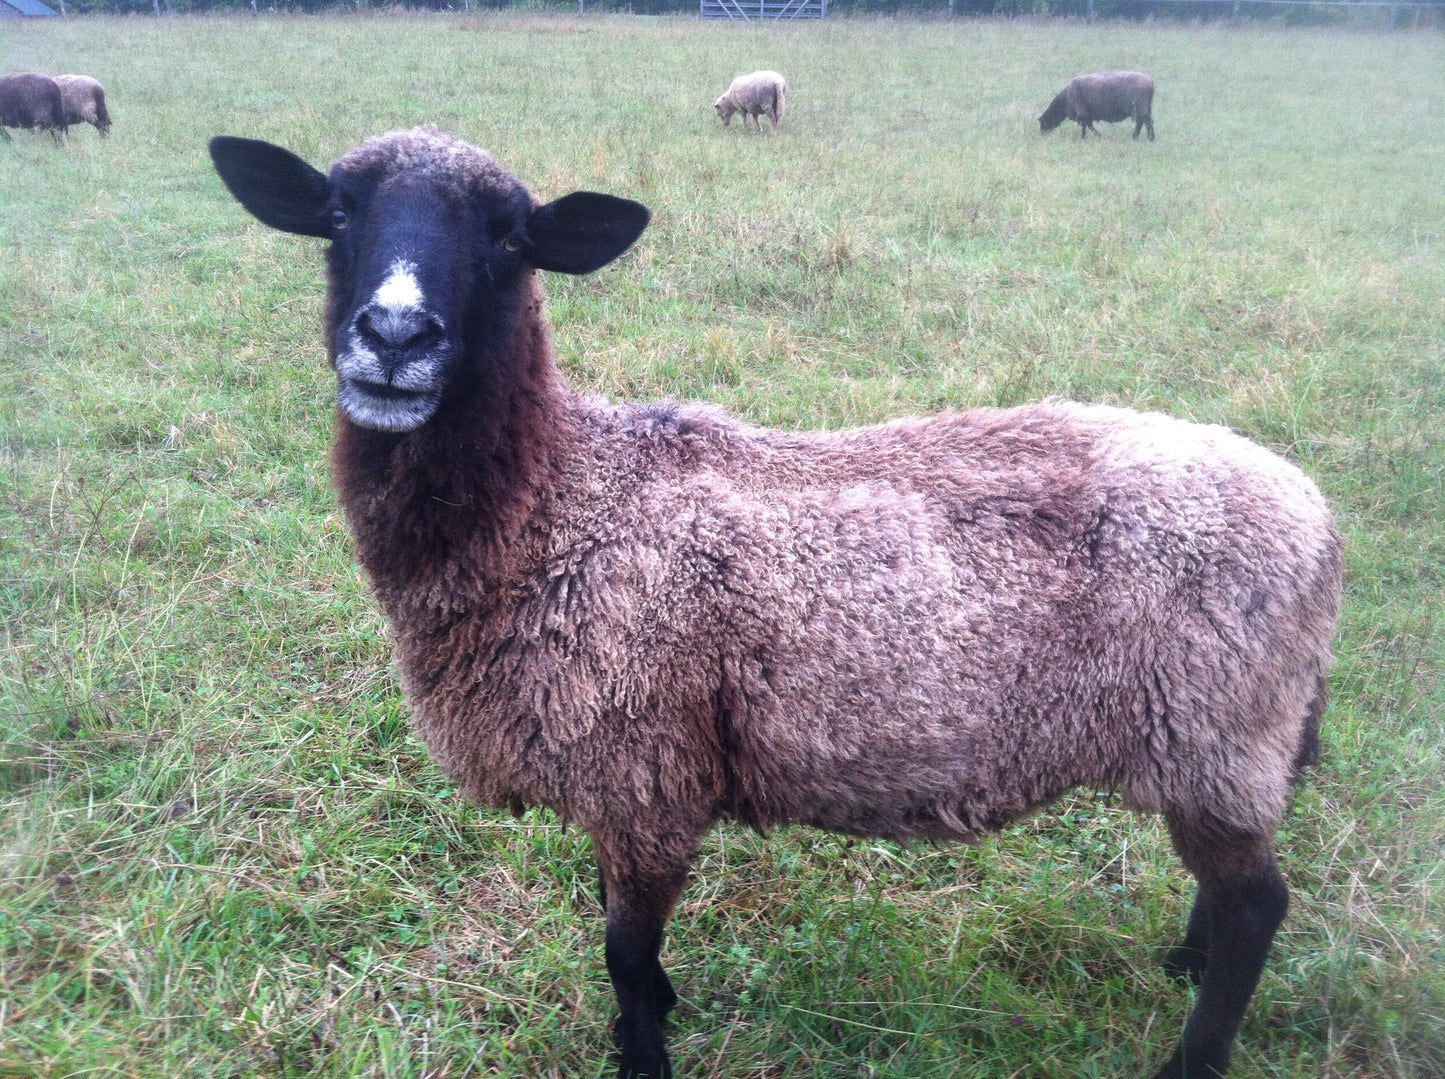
(714, 69, 787, 133)
(209, 126, 1341, 1079)
(1040, 70, 1155, 141)
(55, 75, 112, 137)
(0, 72, 67, 145)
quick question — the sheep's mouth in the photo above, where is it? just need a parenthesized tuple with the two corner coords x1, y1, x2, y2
(338, 377, 443, 433)
(352, 380, 421, 400)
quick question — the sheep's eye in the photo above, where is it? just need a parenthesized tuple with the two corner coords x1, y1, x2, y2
(330, 209, 349, 231)
(500, 235, 522, 253)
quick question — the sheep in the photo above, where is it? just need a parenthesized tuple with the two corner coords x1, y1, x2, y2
(54, 75, 112, 137)
(209, 126, 1342, 1079)
(0, 72, 67, 146)
(714, 69, 787, 133)
(1040, 70, 1155, 141)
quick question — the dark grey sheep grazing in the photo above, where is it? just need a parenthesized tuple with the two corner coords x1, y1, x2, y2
(1040, 70, 1155, 140)
(55, 75, 112, 137)
(209, 126, 1340, 1079)
(0, 73, 67, 146)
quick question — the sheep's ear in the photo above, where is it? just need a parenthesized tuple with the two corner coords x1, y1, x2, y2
(209, 135, 333, 239)
(524, 192, 650, 275)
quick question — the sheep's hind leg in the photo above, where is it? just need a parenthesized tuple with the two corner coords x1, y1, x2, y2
(1162, 888, 1210, 985)
(596, 833, 693, 1079)
(594, 856, 677, 1013)
(1153, 821, 1288, 1079)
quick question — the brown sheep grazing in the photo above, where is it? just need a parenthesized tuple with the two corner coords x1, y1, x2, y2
(210, 126, 1341, 1079)
(714, 69, 787, 133)
(0, 72, 67, 146)
(55, 75, 112, 137)
(1040, 70, 1155, 141)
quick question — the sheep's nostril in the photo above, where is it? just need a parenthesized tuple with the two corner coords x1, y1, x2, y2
(402, 315, 442, 353)
(355, 309, 383, 349)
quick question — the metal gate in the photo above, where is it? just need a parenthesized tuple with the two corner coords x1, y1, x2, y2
(700, 0, 825, 18)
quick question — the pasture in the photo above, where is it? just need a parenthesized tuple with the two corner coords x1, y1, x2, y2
(2, 13, 1442, 1078)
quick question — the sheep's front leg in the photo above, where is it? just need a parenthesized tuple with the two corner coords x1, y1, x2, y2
(595, 832, 694, 1079)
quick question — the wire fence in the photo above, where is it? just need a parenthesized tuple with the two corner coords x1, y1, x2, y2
(31, 0, 1445, 23)
(1071, 0, 1443, 24)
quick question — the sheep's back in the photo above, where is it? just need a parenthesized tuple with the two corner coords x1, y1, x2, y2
(724, 70, 786, 112)
(676, 405, 1332, 834)
(1066, 71, 1153, 122)
(54, 75, 105, 125)
(402, 399, 1339, 842)
(0, 73, 64, 130)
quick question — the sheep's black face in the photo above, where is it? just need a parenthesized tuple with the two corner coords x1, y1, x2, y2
(326, 175, 482, 433)
(1038, 93, 1069, 134)
(209, 128, 651, 434)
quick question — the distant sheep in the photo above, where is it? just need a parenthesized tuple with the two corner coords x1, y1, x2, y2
(0, 73, 67, 146)
(55, 75, 112, 137)
(714, 69, 787, 133)
(211, 126, 1341, 1079)
(1040, 70, 1155, 141)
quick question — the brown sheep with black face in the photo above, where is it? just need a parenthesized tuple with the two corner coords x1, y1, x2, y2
(0, 73, 67, 145)
(211, 126, 1340, 1079)
(1041, 70, 1155, 140)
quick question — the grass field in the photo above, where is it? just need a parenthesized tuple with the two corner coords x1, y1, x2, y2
(2, 12, 1443, 1079)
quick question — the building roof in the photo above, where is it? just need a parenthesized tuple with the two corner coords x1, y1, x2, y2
(0, 0, 61, 15)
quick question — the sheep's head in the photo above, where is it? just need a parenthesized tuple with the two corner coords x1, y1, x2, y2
(1038, 93, 1069, 134)
(714, 96, 737, 124)
(209, 127, 650, 434)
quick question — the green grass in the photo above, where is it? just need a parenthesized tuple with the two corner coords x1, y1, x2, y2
(2, 12, 1442, 1078)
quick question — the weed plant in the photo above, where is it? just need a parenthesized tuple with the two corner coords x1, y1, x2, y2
(1, 14, 1442, 1078)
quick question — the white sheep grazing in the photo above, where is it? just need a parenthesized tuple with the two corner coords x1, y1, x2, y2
(714, 70, 787, 133)
(54, 75, 111, 138)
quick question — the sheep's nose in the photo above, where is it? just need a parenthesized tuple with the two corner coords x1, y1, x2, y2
(355, 306, 443, 367)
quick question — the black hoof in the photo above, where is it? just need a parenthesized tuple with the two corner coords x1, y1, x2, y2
(618, 1053, 673, 1079)
(1163, 944, 1207, 986)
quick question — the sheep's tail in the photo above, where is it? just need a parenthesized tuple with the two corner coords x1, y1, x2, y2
(1291, 669, 1328, 781)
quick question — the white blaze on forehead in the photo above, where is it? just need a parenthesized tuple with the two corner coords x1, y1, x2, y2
(373, 260, 424, 311)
